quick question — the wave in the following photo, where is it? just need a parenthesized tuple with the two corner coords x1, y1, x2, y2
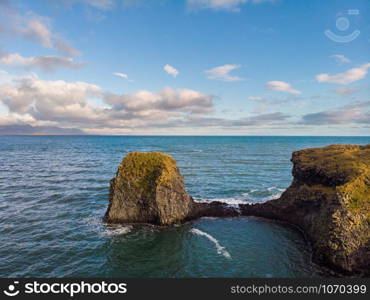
(267, 187, 285, 192)
(193, 187, 285, 206)
(190, 228, 231, 259)
(193, 197, 246, 207)
(102, 225, 132, 236)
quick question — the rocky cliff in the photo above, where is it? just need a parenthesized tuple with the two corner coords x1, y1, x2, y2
(104, 152, 194, 226)
(105, 145, 370, 276)
(240, 144, 370, 275)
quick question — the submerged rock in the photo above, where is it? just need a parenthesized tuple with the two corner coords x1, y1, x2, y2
(240, 144, 370, 275)
(104, 152, 194, 226)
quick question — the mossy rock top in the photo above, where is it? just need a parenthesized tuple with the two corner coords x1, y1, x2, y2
(115, 152, 179, 191)
(106, 151, 193, 225)
(292, 144, 370, 186)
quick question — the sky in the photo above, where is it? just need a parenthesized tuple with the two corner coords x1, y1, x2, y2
(0, 0, 369, 135)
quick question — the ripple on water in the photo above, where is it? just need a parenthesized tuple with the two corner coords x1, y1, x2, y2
(1, 136, 367, 277)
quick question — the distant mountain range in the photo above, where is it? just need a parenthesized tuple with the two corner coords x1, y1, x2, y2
(0, 124, 86, 135)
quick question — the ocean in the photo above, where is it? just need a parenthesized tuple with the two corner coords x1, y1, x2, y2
(0, 136, 369, 277)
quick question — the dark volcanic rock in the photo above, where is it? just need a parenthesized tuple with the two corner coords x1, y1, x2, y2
(188, 201, 240, 220)
(105, 152, 194, 226)
(240, 144, 370, 276)
(105, 145, 370, 276)
(105, 151, 238, 226)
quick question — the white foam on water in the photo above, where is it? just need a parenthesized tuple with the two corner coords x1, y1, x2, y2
(193, 197, 247, 207)
(86, 216, 103, 227)
(190, 228, 231, 259)
(194, 187, 286, 206)
(267, 193, 283, 200)
(267, 186, 285, 192)
(103, 225, 132, 236)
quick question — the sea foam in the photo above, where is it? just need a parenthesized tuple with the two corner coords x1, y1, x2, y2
(190, 228, 231, 259)
(193, 187, 285, 206)
(103, 225, 132, 236)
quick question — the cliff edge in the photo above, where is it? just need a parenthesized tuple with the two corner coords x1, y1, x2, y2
(105, 145, 370, 275)
(241, 144, 370, 275)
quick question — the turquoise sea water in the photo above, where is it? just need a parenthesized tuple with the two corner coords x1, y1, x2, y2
(0, 136, 369, 277)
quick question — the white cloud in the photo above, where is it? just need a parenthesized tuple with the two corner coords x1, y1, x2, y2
(0, 77, 102, 120)
(0, 75, 215, 131)
(113, 72, 128, 79)
(206, 64, 243, 82)
(299, 102, 370, 125)
(316, 63, 370, 85)
(265, 81, 301, 95)
(23, 19, 52, 47)
(105, 87, 213, 114)
(173, 112, 289, 127)
(333, 87, 359, 96)
(164, 64, 179, 77)
(0, 53, 85, 72)
(248, 96, 264, 102)
(0, 3, 78, 56)
(330, 54, 350, 65)
(187, 0, 274, 12)
(0, 70, 13, 86)
(302, 108, 370, 125)
(20, 19, 78, 56)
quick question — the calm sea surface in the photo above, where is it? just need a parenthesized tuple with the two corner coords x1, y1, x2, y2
(0, 136, 369, 277)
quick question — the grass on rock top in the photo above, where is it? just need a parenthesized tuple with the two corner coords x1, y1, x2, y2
(293, 144, 370, 186)
(116, 152, 179, 191)
(293, 144, 370, 220)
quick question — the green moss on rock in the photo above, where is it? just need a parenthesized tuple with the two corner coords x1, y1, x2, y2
(292, 144, 369, 220)
(105, 152, 194, 226)
(267, 144, 370, 275)
(104, 145, 370, 276)
(292, 144, 370, 186)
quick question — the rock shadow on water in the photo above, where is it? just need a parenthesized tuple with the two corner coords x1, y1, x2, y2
(101, 224, 191, 278)
(99, 217, 324, 278)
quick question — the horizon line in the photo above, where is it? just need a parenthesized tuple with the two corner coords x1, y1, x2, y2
(1, 134, 370, 137)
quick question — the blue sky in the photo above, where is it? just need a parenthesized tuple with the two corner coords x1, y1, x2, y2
(0, 0, 369, 135)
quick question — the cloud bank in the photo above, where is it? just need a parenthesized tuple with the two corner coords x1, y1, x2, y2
(0, 73, 295, 134)
(0, 75, 214, 131)
(301, 101, 370, 125)
(0, 52, 85, 72)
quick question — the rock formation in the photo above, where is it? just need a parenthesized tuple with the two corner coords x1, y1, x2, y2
(105, 145, 369, 276)
(240, 144, 370, 275)
(104, 152, 194, 226)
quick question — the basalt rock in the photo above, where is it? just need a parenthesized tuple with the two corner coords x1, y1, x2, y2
(105, 152, 238, 226)
(240, 144, 370, 276)
(104, 152, 194, 226)
(188, 201, 240, 220)
(105, 145, 370, 276)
